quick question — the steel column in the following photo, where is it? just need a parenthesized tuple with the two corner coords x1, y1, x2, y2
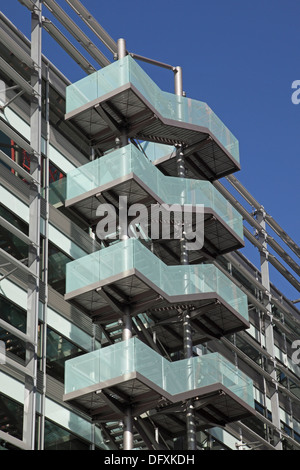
(23, 0, 42, 450)
(123, 406, 134, 450)
(122, 307, 132, 342)
(174, 66, 183, 96)
(122, 306, 133, 449)
(117, 38, 127, 60)
(257, 208, 282, 450)
(39, 62, 50, 450)
(176, 143, 197, 450)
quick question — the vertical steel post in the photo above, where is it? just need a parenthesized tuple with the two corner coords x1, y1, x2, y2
(23, 0, 42, 450)
(120, 130, 128, 148)
(117, 38, 128, 149)
(119, 186, 133, 450)
(174, 66, 183, 96)
(123, 407, 134, 450)
(114, 83, 133, 447)
(257, 208, 282, 450)
(122, 306, 132, 342)
(117, 99, 133, 448)
(176, 121, 196, 449)
(117, 38, 127, 59)
(39, 62, 50, 450)
(122, 306, 133, 450)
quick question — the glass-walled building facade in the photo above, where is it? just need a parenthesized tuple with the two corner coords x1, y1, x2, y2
(0, 4, 299, 451)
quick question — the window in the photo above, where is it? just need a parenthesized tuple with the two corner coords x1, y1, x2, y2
(235, 334, 262, 366)
(0, 204, 29, 264)
(289, 379, 300, 400)
(294, 431, 300, 443)
(0, 393, 23, 442)
(276, 369, 288, 388)
(0, 295, 27, 362)
(45, 327, 84, 382)
(0, 130, 30, 183)
(43, 419, 90, 450)
(0, 130, 66, 196)
(281, 421, 292, 436)
(48, 162, 66, 207)
(0, 204, 28, 235)
(242, 415, 267, 440)
(48, 242, 71, 295)
(255, 401, 265, 416)
(254, 400, 272, 422)
(0, 223, 28, 262)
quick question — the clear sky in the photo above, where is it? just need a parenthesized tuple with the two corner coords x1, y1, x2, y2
(1, 0, 299, 300)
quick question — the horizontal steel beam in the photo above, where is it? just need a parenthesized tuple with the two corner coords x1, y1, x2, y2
(65, 0, 117, 54)
(42, 18, 97, 75)
(265, 213, 300, 259)
(244, 227, 300, 292)
(266, 233, 300, 277)
(18, 0, 40, 11)
(227, 174, 300, 259)
(0, 317, 37, 346)
(43, 0, 110, 68)
(224, 251, 299, 324)
(0, 429, 29, 450)
(129, 53, 175, 71)
(0, 23, 36, 69)
(214, 180, 300, 288)
(0, 150, 36, 184)
(0, 119, 33, 155)
(0, 56, 34, 95)
(0, 216, 36, 247)
(2, 354, 36, 378)
(0, 249, 37, 278)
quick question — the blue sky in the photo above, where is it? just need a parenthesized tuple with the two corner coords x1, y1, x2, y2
(1, 0, 299, 300)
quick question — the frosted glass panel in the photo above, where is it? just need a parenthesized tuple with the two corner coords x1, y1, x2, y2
(66, 59, 129, 112)
(65, 238, 248, 321)
(65, 338, 254, 409)
(66, 240, 134, 293)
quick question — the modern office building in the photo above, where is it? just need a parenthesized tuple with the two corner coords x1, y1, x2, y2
(0, 1, 299, 451)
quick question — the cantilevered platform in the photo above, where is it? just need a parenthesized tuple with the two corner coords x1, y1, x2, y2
(63, 339, 254, 426)
(64, 144, 244, 260)
(65, 56, 240, 181)
(142, 388, 251, 438)
(65, 238, 249, 342)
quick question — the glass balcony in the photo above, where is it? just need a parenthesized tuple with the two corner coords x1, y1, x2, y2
(65, 143, 243, 240)
(64, 337, 254, 410)
(65, 55, 239, 165)
(65, 238, 248, 322)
